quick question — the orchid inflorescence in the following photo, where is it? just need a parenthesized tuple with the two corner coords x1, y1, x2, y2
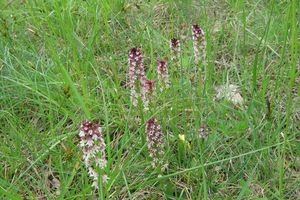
(128, 47, 145, 107)
(170, 38, 181, 69)
(157, 60, 170, 91)
(146, 117, 165, 168)
(79, 120, 108, 189)
(199, 124, 209, 140)
(192, 24, 207, 66)
(141, 79, 156, 111)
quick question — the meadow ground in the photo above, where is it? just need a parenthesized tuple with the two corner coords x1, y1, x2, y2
(0, 0, 299, 199)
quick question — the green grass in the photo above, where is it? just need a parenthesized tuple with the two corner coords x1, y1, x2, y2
(0, 0, 299, 199)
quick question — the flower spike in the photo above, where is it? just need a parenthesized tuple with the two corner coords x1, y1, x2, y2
(79, 120, 108, 189)
(192, 24, 207, 66)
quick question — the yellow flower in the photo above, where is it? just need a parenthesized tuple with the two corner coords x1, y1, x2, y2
(178, 134, 185, 141)
(178, 134, 191, 150)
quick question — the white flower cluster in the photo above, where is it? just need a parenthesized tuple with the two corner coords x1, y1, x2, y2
(79, 120, 109, 189)
(215, 84, 244, 106)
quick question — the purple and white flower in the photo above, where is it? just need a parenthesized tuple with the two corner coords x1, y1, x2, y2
(128, 48, 145, 106)
(141, 79, 156, 111)
(170, 38, 181, 69)
(192, 24, 206, 65)
(79, 120, 108, 189)
(157, 60, 170, 91)
(146, 117, 164, 168)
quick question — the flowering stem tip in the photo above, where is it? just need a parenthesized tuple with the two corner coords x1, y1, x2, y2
(170, 38, 181, 69)
(146, 117, 164, 168)
(141, 79, 156, 111)
(157, 60, 170, 91)
(128, 48, 146, 106)
(192, 24, 206, 66)
(79, 120, 109, 189)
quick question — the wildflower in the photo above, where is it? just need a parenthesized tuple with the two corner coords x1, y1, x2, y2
(79, 120, 108, 189)
(215, 84, 243, 106)
(128, 48, 145, 106)
(170, 38, 181, 69)
(192, 24, 206, 65)
(199, 124, 209, 140)
(178, 134, 191, 149)
(102, 174, 110, 184)
(141, 79, 156, 111)
(146, 117, 164, 168)
(157, 60, 170, 91)
(178, 134, 186, 141)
